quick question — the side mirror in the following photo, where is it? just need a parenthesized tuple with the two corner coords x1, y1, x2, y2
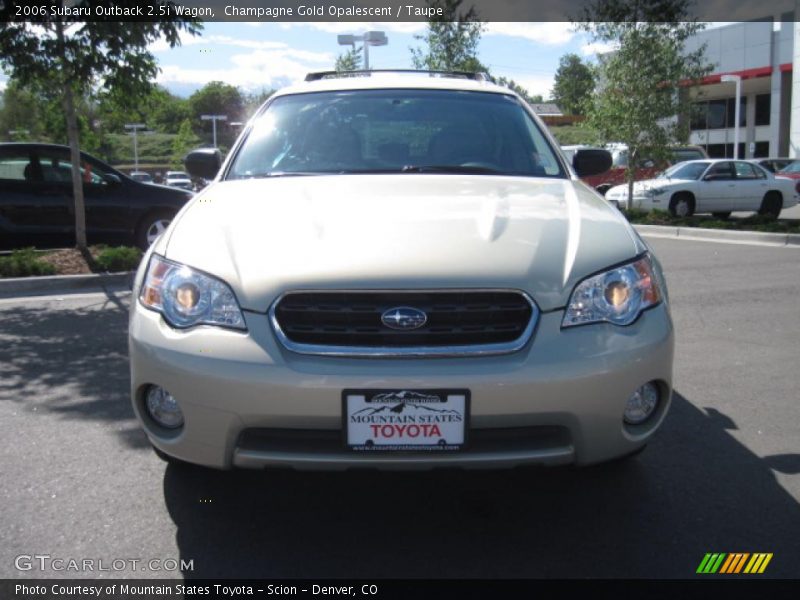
(573, 149, 612, 178)
(185, 148, 222, 180)
(105, 173, 122, 185)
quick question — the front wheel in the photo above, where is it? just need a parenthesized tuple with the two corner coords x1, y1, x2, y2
(668, 193, 694, 218)
(136, 211, 175, 250)
(758, 192, 782, 220)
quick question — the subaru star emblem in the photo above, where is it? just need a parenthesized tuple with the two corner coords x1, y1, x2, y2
(381, 307, 427, 330)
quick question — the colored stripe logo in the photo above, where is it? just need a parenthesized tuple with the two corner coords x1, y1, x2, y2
(697, 553, 773, 574)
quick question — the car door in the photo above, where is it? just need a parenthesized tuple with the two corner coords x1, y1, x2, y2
(0, 146, 73, 241)
(732, 161, 768, 211)
(699, 161, 736, 212)
(36, 147, 131, 239)
(34, 147, 82, 234)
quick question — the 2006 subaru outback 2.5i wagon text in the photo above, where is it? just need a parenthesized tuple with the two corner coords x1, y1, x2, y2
(129, 70, 675, 470)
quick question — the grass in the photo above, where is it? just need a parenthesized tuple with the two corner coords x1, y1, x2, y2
(0, 245, 143, 278)
(623, 209, 800, 234)
(94, 246, 143, 272)
(0, 248, 57, 278)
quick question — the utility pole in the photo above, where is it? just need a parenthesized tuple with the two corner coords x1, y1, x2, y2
(201, 114, 227, 148)
(721, 74, 742, 159)
(124, 123, 146, 172)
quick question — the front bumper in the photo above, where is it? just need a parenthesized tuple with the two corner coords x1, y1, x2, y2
(129, 301, 674, 470)
(607, 195, 662, 211)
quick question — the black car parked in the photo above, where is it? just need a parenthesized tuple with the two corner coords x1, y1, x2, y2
(0, 143, 193, 249)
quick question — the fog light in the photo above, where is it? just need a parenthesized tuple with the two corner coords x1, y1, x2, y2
(624, 382, 659, 425)
(145, 386, 184, 429)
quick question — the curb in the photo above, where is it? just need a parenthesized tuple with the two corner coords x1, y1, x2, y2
(634, 224, 800, 247)
(0, 272, 133, 298)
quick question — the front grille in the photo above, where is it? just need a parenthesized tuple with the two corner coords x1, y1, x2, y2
(270, 290, 537, 356)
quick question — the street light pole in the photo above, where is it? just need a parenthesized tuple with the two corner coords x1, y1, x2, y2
(124, 123, 146, 172)
(721, 74, 742, 159)
(337, 31, 388, 71)
(201, 114, 228, 148)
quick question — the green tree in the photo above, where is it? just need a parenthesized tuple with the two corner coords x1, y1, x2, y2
(243, 88, 275, 119)
(576, 0, 712, 202)
(410, 0, 486, 72)
(0, 80, 47, 141)
(495, 77, 543, 105)
(99, 86, 190, 135)
(171, 118, 202, 169)
(551, 54, 595, 116)
(335, 47, 363, 72)
(0, 1, 201, 251)
(189, 81, 244, 148)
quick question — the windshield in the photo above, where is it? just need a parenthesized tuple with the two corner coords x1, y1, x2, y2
(778, 161, 800, 174)
(663, 161, 710, 180)
(227, 89, 565, 179)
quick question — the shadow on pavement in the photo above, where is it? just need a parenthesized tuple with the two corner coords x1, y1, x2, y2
(162, 392, 800, 579)
(0, 292, 147, 449)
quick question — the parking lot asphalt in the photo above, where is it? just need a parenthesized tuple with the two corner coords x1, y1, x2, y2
(0, 237, 798, 580)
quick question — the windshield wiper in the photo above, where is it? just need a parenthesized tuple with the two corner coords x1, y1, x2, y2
(245, 171, 327, 178)
(400, 164, 511, 175)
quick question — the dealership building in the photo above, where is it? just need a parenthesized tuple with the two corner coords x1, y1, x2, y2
(682, 19, 795, 158)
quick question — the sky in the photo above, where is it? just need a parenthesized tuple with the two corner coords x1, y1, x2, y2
(145, 21, 616, 100)
(1, 21, 732, 100)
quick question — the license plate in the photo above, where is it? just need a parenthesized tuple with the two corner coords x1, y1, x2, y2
(343, 389, 469, 451)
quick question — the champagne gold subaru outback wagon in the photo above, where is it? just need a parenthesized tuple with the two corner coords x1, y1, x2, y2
(129, 70, 674, 469)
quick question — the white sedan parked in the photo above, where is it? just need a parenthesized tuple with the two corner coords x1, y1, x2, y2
(606, 159, 797, 218)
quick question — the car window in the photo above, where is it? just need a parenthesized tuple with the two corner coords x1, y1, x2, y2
(228, 89, 565, 179)
(778, 161, 800, 174)
(0, 153, 35, 181)
(664, 161, 709, 180)
(734, 162, 759, 179)
(612, 150, 627, 167)
(38, 149, 109, 186)
(705, 162, 734, 180)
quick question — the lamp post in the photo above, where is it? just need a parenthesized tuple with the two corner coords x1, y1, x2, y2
(124, 123, 146, 172)
(337, 31, 388, 70)
(201, 114, 227, 148)
(721, 74, 742, 159)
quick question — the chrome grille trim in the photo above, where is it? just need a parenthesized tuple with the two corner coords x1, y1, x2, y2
(268, 289, 540, 358)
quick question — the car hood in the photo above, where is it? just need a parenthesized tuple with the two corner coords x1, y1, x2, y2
(608, 178, 688, 195)
(163, 175, 644, 311)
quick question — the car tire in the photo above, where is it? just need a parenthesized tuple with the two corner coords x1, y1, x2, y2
(711, 212, 731, 219)
(758, 191, 782, 220)
(668, 193, 694, 218)
(136, 210, 175, 250)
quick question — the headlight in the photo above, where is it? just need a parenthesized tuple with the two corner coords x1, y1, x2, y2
(646, 187, 667, 197)
(139, 255, 247, 330)
(562, 255, 662, 328)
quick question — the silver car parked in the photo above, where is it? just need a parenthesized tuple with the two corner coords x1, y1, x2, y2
(129, 71, 674, 470)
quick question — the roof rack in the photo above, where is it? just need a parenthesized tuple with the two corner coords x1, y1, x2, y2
(304, 69, 494, 82)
